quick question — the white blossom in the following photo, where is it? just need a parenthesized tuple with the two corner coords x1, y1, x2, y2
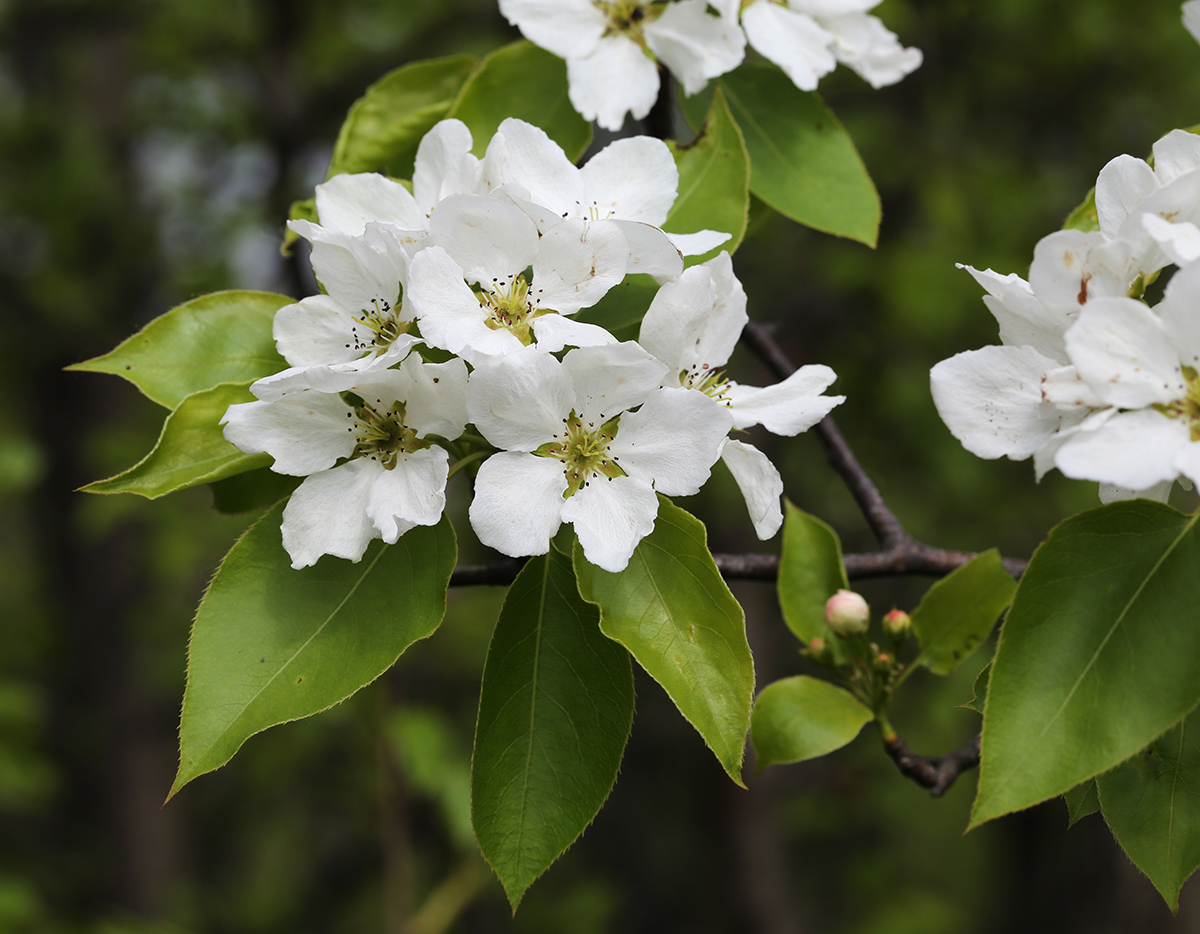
(466, 343, 732, 571)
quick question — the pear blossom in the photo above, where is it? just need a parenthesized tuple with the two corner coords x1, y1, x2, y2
(405, 194, 626, 362)
(466, 342, 732, 571)
(221, 354, 469, 568)
(497, 0, 745, 131)
(1186, 0, 1200, 45)
(740, 0, 921, 92)
(638, 253, 843, 538)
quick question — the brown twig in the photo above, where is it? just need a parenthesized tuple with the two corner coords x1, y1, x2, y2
(881, 733, 981, 798)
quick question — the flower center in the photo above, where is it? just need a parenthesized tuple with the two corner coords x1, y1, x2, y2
(596, 1, 662, 42)
(476, 273, 548, 345)
(680, 363, 734, 406)
(348, 298, 412, 356)
(534, 410, 626, 498)
(347, 398, 429, 470)
(1154, 365, 1200, 442)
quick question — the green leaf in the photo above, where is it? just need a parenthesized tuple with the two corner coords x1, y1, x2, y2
(573, 274, 660, 333)
(281, 196, 319, 256)
(1063, 779, 1100, 826)
(327, 54, 479, 180)
(957, 662, 991, 715)
(971, 501, 1200, 828)
(666, 87, 749, 265)
(171, 505, 456, 796)
(910, 550, 1016, 676)
(446, 41, 591, 162)
(386, 705, 474, 850)
(684, 63, 880, 246)
(82, 382, 267, 499)
(573, 498, 754, 785)
(209, 468, 301, 514)
(1062, 188, 1099, 232)
(777, 501, 847, 645)
(68, 290, 290, 409)
(472, 549, 634, 909)
(751, 675, 872, 773)
(1098, 707, 1200, 912)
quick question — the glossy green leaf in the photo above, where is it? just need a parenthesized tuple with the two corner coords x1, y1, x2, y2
(685, 63, 879, 246)
(777, 501, 847, 645)
(68, 290, 289, 409)
(751, 675, 872, 773)
(209, 468, 300, 514)
(910, 550, 1015, 676)
(1063, 779, 1100, 826)
(573, 274, 660, 333)
(472, 549, 634, 909)
(666, 88, 749, 265)
(447, 41, 590, 162)
(82, 382, 267, 499)
(328, 54, 479, 179)
(171, 505, 456, 796)
(574, 498, 754, 785)
(1098, 707, 1200, 912)
(958, 662, 991, 715)
(971, 501, 1200, 828)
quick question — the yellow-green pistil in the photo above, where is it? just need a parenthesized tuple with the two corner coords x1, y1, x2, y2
(595, 1, 663, 41)
(348, 298, 412, 355)
(535, 411, 626, 498)
(681, 362, 734, 407)
(477, 274, 550, 345)
(347, 399, 430, 470)
(1154, 364, 1200, 442)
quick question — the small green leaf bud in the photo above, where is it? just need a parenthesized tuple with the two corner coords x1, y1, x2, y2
(825, 589, 869, 637)
(882, 608, 912, 640)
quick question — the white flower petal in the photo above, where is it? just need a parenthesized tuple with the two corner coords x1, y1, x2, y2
(530, 314, 618, 353)
(1055, 409, 1190, 490)
(293, 223, 406, 314)
(1175, 440, 1200, 489)
(532, 218, 628, 314)
(272, 294, 364, 368)
(609, 387, 731, 496)
(1186, 0, 1200, 44)
(497, 0, 606, 59)
(639, 254, 746, 372)
(1040, 365, 1106, 410)
(394, 355, 469, 440)
(665, 229, 732, 256)
(1094, 154, 1160, 240)
(366, 447, 449, 542)
(1151, 128, 1200, 184)
(580, 136, 678, 226)
(1098, 480, 1175, 504)
(482, 118, 582, 217)
(823, 13, 922, 88)
(469, 452, 566, 558)
(610, 220, 684, 281)
(644, 0, 746, 95)
(1064, 297, 1183, 409)
(568, 36, 660, 132)
(413, 119, 483, 214)
(561, 342, 668, 423)
(727, 365, 842, 434)
(406, 246, 499, 356)
(281, 460, 379, 568)
(720, 439, 784, 540)
(221, 392, 353, 475)
(1141, 213, 1200, 267)
(959, 263, 1072, 362)
(467, 349, 574, 451)
(562, 475, 659, 572)
(930, 345, 1065, 461)
(1159, 261, 1200, 367)
(250, 343, 417, 400)
(742, 1, 835, 92)
(315, 173, 424, 234)
(428, 194, 540, 284)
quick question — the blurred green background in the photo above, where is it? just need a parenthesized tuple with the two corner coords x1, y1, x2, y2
(4, 0, 1200, 930)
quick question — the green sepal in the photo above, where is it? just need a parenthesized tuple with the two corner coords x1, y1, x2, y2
(971, 502, 1200, 829)
(171, 505, 456, 797)
(472, 548, 634, 910)
(910, 550, 1016, 676)
(82, 382, 267, 499)
(777, 500, 847, 645)
(68, 290, 290, 409)
(751, 675, 873, 774)
(573, 497, 754, 786)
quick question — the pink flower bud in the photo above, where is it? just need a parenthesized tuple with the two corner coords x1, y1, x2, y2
(825, 589, 869, 636)
(882, 609, 912, 639)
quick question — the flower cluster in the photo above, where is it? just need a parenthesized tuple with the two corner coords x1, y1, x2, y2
(497, 0, 922, 131)
(223, 118, 844, 570)
(931, 127, 1200, 504)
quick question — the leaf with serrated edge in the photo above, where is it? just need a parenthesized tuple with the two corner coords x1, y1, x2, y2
(472, 549, 634, 909)
(957, 662, 991, 715)
(911, 550, 1015, 676)
(778, 501, 847, 645)
(1063, 779, 1100, 826)
(751, 675, 872, 773)
(666, 88, 749, 266)
(573, 498, 753, 785)
(972, 501, 1200, 828)
(1098, 706, 1200, 912)
(83, 382, 267, 499)
(446, 41, 590, 162)
(68, 290, 290, 409)
(170, 505, 456, 797)
(209, 468, 301, 515)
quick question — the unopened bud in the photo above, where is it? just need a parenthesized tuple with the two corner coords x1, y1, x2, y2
(805, 637, 832, 664)
(825, 589, 869, 637)
(873, 650, 894, 672)
(882, 609, 912, 640)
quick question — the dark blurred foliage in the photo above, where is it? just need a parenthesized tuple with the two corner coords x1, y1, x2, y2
(4, 0, 1200, 930)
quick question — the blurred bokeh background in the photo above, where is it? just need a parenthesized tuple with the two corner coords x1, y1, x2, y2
(5, 0, 1200, 930)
